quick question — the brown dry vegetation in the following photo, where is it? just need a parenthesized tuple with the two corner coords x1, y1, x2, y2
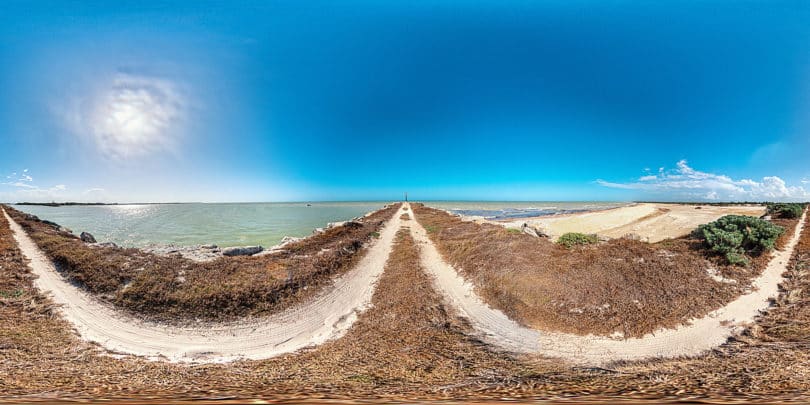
(1, 203, 400, 322)
(2, 210, 810, 402)
(411, 203, 799, 338)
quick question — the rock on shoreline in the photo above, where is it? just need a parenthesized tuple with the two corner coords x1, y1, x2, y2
(222, 246, 264, 257)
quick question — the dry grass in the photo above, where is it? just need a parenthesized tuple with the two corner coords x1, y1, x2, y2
(411, 203, 799, 337)
(2, 203, 400, 322)
(0, 211, 533, 401)
(2, 210, 810, 401)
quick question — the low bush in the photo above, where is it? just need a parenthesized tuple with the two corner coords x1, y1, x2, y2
(767, 203, 804, 219)
(557, 232, 598, 248)
(694, 215, 784, 265)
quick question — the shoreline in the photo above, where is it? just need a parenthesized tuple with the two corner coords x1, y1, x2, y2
(445, 202, 767, 242)
(428, 202, 633, 221)
(13, 202, 397, 255)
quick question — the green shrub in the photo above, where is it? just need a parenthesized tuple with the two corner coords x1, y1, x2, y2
(557, 232, 598, 248)
(767, 203, 804, 219)
(694, 215, 785, 265)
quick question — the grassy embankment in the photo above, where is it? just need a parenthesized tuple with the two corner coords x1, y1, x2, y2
(1, 203, 400, 322)
(411, 203, 798, 337)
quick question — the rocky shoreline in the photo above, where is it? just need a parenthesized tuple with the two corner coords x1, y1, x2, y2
(15, 204, 394, 263)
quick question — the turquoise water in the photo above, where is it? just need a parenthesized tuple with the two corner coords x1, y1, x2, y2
(14, 202, 392, 248)
(13, 201, 628, 248)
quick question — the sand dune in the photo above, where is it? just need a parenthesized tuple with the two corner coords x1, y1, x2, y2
(498, 203, 767, 242)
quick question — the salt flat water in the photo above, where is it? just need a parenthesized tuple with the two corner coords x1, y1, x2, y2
(13, 201, 628, 248)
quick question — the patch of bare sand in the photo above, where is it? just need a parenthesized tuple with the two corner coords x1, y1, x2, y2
(496, 203, 767, 242)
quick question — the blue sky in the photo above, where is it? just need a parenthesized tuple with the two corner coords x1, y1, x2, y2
(1, 1, 809, 202)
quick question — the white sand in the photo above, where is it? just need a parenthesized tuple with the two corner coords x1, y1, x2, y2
(3, 205, 407, 363)
(410, 205, 805, 365)
(497, 203, 767, 243)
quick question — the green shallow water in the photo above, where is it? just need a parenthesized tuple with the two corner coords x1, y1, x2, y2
(13, 201, 629, 248)
(13, 202, 393, 248)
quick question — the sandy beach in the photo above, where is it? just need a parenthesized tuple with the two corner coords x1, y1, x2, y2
(488, 203, 767, 242)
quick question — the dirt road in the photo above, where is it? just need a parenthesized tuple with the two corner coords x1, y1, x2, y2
(410, 206, 806, 365)
(3, 205, 407, 363)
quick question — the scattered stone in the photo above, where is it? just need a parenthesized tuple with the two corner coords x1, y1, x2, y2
(326, 221, 345, 229)
(281, 236, 302, 245)
(222, 246, 264, 257)
(313, 228, 325, 234)
(521, 223, 539, 238)
(80, 232, 97, 243)
(142, 244, 222, 262)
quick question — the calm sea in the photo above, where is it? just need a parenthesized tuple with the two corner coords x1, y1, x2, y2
(13, 201, 628, 248)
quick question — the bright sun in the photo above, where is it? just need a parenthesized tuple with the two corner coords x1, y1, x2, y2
(85, 73, 184, 159)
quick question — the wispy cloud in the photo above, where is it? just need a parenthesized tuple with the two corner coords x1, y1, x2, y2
(597, 160, 809, 201)
(1, 170, 69, 202)
(3, 170, 34, 187)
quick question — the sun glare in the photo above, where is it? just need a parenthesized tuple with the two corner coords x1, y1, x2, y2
(84, 74, 184, 159)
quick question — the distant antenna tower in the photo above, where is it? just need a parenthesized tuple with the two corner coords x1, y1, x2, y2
(405, 192, 408, 202)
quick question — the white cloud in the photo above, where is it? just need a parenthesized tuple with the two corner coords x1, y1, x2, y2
(1, 170, 70, 202)
(3, 170, 34, 187)
(596, 160, 810, 201)
(63, 72, 186, 160)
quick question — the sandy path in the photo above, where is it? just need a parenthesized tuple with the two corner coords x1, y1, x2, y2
(410, 205, 806, 365)
(3, 204, 407, 363)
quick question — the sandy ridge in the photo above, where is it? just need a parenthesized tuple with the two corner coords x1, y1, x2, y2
(409, 204, 806, 365)
(3, 204, 407, 363)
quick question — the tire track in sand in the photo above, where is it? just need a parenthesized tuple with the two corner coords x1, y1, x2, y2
(3, 204, 407, 363)
(409, 204, 807, 365)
